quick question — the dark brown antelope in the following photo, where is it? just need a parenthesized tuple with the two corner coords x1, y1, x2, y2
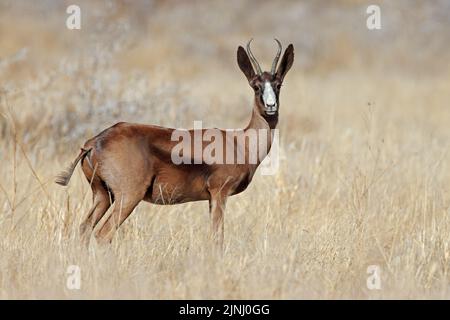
(56, 39, 294, 249)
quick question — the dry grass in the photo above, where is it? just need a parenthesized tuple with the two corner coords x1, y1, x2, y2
(1, 0, 450, 299)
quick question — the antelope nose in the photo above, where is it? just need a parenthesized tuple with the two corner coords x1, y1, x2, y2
(266, 102, 276, 107)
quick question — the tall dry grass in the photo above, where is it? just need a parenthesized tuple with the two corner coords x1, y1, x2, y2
(0, 0, 450, 299)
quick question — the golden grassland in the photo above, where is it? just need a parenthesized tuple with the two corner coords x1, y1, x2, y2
(1, 1, 450, 299)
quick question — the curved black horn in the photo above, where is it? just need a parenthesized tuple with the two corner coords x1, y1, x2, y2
(246, 39, 262, 76)
(271, 39, 282, 75)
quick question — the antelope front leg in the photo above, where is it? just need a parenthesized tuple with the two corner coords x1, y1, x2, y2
(209, 192, 227, 251)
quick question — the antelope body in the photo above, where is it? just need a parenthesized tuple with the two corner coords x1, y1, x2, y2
(57, 40, 294, 248)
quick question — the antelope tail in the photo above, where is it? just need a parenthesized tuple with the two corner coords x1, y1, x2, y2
(55, 147, 92, 186)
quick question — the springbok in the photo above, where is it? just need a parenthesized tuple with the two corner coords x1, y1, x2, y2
(56, 40, 294, 248)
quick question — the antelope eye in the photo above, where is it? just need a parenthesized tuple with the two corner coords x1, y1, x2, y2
(276, 84, 282, 90)
(253, 85, 260, 91)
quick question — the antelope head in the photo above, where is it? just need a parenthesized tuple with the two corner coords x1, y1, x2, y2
(237, 39, 294, 117)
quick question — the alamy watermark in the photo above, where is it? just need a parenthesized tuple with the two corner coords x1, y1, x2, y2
(366, 5, 381, 30)
(366, 265, 381, 290)
(66, 5, 81, 30)
(170, 121, 279, 175)
(66, 265, 81, 290)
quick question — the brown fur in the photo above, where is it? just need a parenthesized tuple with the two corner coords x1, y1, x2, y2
(55, 147, 92, 186)
(57, 42, 294, 248)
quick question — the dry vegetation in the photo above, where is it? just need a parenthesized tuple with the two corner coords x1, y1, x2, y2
(1, 0, 450, 299)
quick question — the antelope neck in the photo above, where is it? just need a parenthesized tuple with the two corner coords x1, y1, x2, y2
(243, 103, 278, 166)
(245, 104, 279, 131)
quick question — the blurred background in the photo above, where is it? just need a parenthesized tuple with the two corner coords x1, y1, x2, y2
(1, 0, 449, 150)
(1, 0, 450, 299)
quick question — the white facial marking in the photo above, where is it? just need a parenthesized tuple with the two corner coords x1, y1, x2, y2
(262, 81, 277, 114)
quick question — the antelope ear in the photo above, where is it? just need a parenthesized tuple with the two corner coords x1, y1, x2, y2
(276, 44, 294, 81)
(237, 46, 256, 82)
